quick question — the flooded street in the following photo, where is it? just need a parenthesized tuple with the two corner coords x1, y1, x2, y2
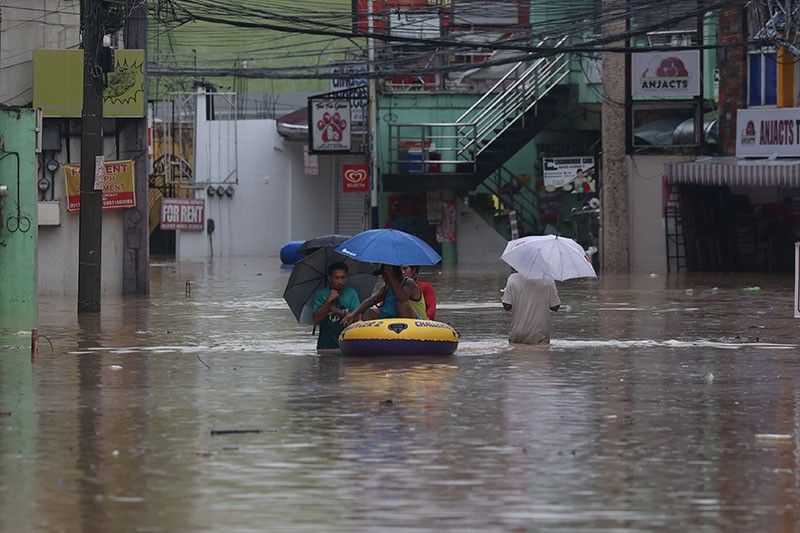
(1, 259, 798, 531)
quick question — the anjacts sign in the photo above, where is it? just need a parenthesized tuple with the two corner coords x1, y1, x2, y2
(736, 108, 800, 158)
(631, 51, 700, 97)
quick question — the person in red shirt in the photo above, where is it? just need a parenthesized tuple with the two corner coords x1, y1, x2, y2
(401, 265, 437, 321)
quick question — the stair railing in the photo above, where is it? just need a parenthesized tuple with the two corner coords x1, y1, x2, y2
(387, 36, 570, 174)
(456, 35, 570, 159)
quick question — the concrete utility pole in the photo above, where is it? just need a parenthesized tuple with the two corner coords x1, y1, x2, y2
(78, 0, 105, 313)
(600, 0, 630, 273)
(367, 0, 379, 229)
(717, 3, 747, 155)
(121, 2, 149, 295)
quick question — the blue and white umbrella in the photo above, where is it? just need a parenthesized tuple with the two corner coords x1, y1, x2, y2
(335, 229, 442, 266)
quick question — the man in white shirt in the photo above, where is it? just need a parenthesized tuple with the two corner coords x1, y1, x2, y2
(501, 273, 561, 344)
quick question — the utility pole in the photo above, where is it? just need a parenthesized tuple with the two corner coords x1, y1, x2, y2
(600, 0, 630, 273)
(367, 0, 379, 229)
(122, 2, 149, 295)
(78, 0, 105, 313)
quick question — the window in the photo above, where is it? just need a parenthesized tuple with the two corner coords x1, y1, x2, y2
(748, 52, 778, 106)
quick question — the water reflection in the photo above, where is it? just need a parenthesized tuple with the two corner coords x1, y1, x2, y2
(0, 259, 797, 530)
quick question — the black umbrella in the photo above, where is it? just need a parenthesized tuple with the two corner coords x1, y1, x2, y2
(297, 234, 352, 256)
(283, 247, 378, 325)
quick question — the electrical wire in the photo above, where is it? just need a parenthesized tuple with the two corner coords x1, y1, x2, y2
(146, 0, 746, 84)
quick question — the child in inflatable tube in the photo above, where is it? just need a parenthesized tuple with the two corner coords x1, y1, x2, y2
(343, 265, 427, 325)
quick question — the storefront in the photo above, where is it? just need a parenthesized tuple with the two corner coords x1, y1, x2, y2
(664, 157, 800, 272)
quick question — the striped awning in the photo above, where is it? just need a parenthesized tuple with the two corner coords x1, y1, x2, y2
(665, 157, 800, 187)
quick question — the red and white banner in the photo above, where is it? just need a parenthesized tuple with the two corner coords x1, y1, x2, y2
(160, 198, 205, 231)
(342, 163, 370, 193)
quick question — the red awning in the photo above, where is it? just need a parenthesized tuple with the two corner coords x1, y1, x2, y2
(665, 157, 800, 187)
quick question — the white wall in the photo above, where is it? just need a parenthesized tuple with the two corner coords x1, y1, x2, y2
(37, 133, 125, 296)
(0, 1, 80, 106)
(177, 98, 337, 259)
(627, 154, 694, 274)
(456, 204, 508, 264)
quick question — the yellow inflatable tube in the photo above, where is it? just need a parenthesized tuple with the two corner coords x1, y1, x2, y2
(339, 319, 459, 356)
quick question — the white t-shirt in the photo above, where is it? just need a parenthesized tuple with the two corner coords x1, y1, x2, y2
(501, 273, 561, 344)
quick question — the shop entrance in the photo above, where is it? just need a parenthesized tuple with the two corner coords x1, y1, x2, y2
(666, 184, 799, 272)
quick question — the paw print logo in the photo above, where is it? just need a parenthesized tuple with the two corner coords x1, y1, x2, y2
(656, 57, 689, 78)
(317, 112, 348, 143)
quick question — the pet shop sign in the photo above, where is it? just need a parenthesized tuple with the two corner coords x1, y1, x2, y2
(310, 99, 351, 152)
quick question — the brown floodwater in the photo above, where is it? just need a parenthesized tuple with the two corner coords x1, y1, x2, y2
(1, 258, 798, 531)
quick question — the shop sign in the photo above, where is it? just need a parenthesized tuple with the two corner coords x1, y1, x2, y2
(736, 108, 800, 158)
(342, 163, 370, 193)
(160, 198, 205, 231)
(543, 157, 596, 192)
(310, 99, 351, 152)
(330, 66, 367, 122)
(64, 160, 136, 212)
(631, 50, 701, 97)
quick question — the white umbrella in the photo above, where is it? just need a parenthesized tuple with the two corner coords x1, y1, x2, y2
(501, 235, 597, 281)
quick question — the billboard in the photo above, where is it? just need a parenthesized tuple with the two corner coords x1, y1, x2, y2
(33, 49, 145, 117)
(631, 50, 701, 98)
(736, 108, 800, 158)
(64, 160, 136, 212)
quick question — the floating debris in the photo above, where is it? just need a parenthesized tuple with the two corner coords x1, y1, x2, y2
(210, 429, 262, 436)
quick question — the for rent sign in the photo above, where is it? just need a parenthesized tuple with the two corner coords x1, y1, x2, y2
(160, 198, 205, 231)
(64, 160, 135, 212)
(736, 108, 800, 158)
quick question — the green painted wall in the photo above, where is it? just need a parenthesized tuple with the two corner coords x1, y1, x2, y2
(0, 108, 38, 327)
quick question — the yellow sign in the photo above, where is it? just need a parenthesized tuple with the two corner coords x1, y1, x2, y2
(64, 160, 136, 212)
(33, 50, 145, 117)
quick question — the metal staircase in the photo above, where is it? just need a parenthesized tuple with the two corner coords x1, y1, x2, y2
(472, 165, 540, 239)
(384, 36, 571, 195)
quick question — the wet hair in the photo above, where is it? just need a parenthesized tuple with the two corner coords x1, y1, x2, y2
(328, 262, 348, 276)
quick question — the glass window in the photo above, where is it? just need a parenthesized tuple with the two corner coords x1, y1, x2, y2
(749, 54, 762, 106)
(764, 53, 778, 105)
(749, 51, 778, 106)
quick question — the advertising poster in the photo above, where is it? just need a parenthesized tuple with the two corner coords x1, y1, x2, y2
(543, 157, 596, 192)
(342, 163, 370, 192)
